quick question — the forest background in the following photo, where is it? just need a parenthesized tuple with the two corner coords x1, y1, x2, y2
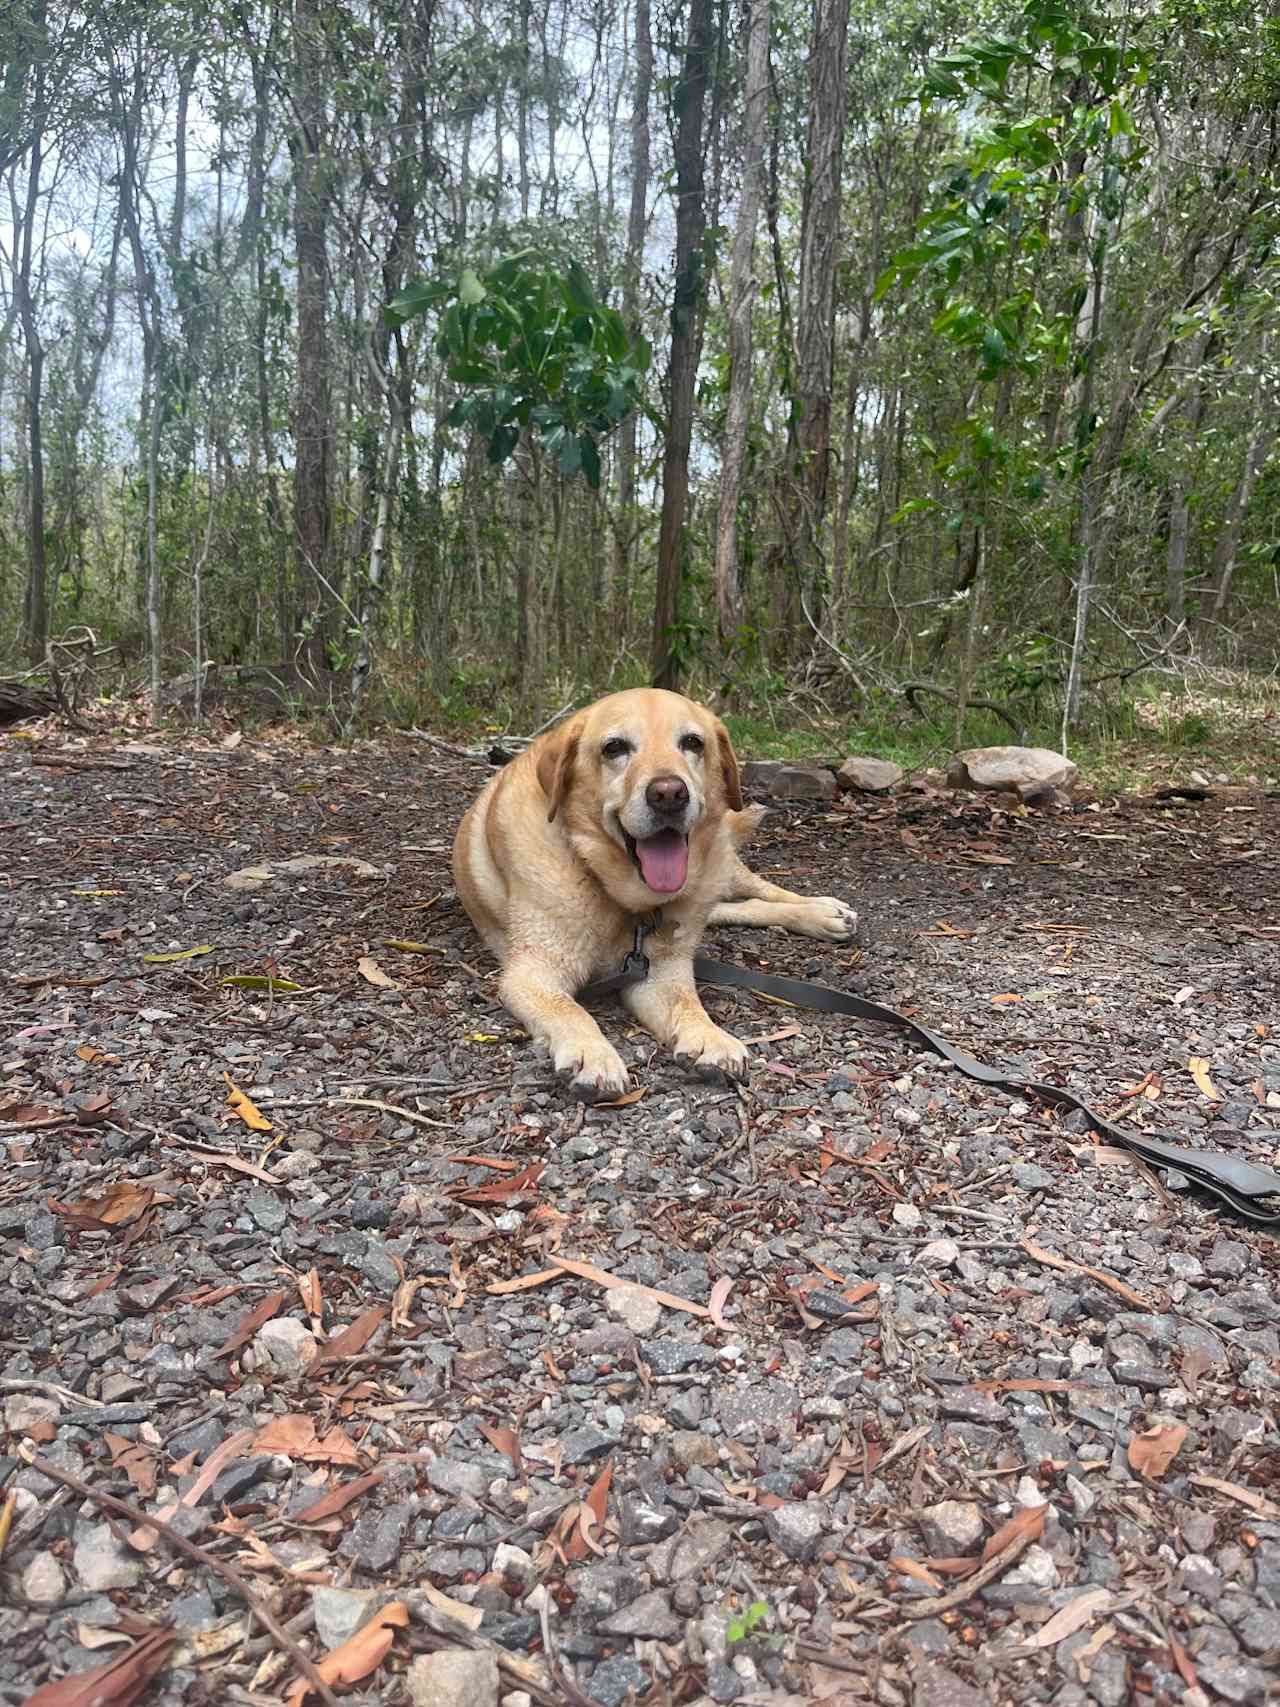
(2, 0, 1279, 766)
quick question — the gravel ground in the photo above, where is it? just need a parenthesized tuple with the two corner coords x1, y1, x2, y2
(2, 719, 1279, 1707)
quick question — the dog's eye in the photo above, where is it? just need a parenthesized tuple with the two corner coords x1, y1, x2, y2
(601, 737, 632, 761)
(679, 733, 705, 755)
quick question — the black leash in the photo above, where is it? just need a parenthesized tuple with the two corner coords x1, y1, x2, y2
(580, 922, 1280, 1224)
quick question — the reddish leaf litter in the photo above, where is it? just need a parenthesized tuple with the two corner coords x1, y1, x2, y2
(2, 720, 1280, 1707)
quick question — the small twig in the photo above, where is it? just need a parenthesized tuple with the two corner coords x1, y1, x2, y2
(896, 1526, 1039, 1620)
(27, 1455, 343, 1707)
(333, 1096, 451, 1130)
(0, 1378, 103, 1407)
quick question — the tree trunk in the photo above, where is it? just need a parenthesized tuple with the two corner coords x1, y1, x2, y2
(784, 0, 849, 640)
(651, 0, 713, 690)
(713, 0, 769, 649)
(1199, 360, 1274, 645)
(613, 0, 651, 640)
(290, 0, 334, 668)
(14, 74, 47, 663)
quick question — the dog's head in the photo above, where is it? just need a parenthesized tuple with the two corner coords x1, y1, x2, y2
(536, 689, 743, 899)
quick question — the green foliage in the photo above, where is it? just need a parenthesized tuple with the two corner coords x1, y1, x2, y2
(385, 252, 650, 488)
(726, 1601, 770, 1646)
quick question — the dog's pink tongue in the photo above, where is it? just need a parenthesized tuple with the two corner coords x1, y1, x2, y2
(636, 830, 689, 893)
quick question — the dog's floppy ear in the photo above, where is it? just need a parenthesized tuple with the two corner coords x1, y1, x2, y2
(714, 720, 744, 812)
(536, 719, 583, 823)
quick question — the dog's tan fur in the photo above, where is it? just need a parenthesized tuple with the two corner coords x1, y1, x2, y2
(452, 688, 857, 1099)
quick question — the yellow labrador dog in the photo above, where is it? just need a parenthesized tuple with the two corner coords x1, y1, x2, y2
(452, 688, 857, 1099)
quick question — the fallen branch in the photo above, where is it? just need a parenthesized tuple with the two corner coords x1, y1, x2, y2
(897, 1523, 1040, 1621)
(902, 681, 1025, 739)
(28, 1455, 343, 1707)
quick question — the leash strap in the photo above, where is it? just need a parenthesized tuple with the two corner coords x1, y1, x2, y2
(690, 956, 1280, 1226)
(577, 913, 663, 1004)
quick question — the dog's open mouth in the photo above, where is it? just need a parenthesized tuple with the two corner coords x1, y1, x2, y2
(624, 828, 689, 893)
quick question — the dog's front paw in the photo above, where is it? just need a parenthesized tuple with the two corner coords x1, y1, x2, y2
(799, 897, 859, 942)
(553, 1037, 630, 1102)
(674, 1025, 750, 1084)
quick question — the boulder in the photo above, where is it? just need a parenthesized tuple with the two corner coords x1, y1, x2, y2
(836, 756, 903, 794)
(741, 760, 837, 801)
(947, 746, 1077, 798)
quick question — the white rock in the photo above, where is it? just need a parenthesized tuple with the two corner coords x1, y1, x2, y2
(947, 746, 1078, 794)
(915, 1239, 959, 1269)
(73, 1523, 143, 1591)
(253, 1317, 317, 1373)
(492, 1542, 536, 1591)
(605, 1285, 662, 1335)
(406, 1649, 500, 1707)
(1065, 1474, 1096, 1517)
(1004, 1542, 1059, 1588)
(22, 1551, 66, 1607)
(837, 756, 904, 794)
(3, 1394, 60, 1434)
(891, 1202, 922, 1230)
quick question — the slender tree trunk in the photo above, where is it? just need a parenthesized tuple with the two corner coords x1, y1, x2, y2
(613, 0, 651, 641)
(13, 53, 47, 663)
(290, 0, 334, 669)
(784, 0, 849, 641)
(1199, 359, 1274, 645)
(713, 0, 769, 649)
(652, 0, 713, 690)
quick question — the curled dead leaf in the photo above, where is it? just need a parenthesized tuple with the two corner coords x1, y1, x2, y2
(283, 1600, 408, 1706)
(1127, 1422, 1188, 1480)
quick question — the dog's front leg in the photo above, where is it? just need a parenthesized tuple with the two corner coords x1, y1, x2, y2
(500, 957, 629, 1101)
(622, 957, 749, 1084)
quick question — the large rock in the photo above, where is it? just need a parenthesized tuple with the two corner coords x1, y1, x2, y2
(947, 746, 1077, 798)
(406, 1651, 498, 1707)
(836, 756, 903, 794)
(741, 760, 837, 801)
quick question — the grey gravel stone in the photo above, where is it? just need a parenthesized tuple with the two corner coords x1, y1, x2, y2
(605, 1285, 662, 1334)
(312, 1586, 383, 1649)
(1205, 1239, 1249, 1280)
(918, 1500, 984, 1555)
(762, 1501, 824, 1561)
(427, 1458, 490, 1499)
(597, 1589, 683, 1640)
(339, 1500, 412, 1572)
(406, 1649, 499, 1707)
(588, 1654, 649, 1707)
(668, 1518, 732, 1581)
(73, 1523, 143, 1591)
(21, 1551, 66, 1606)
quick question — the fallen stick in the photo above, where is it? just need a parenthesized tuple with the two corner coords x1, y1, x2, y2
(28, 1455, 342, 1707)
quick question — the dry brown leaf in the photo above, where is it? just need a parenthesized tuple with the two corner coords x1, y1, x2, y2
(982, 1501, 1046, 1564)
(292, 1470, 384, 1525)
(550, 1255, 709, 1318)
(594, 1086, 649, 1108)
(1026, 1589, 1114, 1649)
(888, 1556, 943, 1590)
(1168, 1630, 1198, 1689)
(564, 1461, 612, 1563)
(216, 1290, 288, 1358)
(103, 1433, 157, 1498)
(23, 1626, 176, 1706)
(307, 1306, 386, 1376)
(180, 1144, 282, 1185)
(449, 1161, 543, 1205)
(223, 1073, 272, 1132)
(478, 1423, 521, 1471)
(283, 1599, 408, 1706)
(48, 1180, 158, 1230)
(486, 1267, 564, 1296)
(1187, 1055, 1222, 1100)
(1188, 1473, 1280, 1520)
(708, 1276, 733, 1330)
(298, 1266, 323, 1317)
(1127, 1422, 1188, 1480)
(357, 955, 399, 990)
(1020, 1238, 1150, 1309)
(446, 1154, 519, 1170)
(990, 991, 1022, 1004)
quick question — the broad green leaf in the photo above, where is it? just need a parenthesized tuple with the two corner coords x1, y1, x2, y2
(459, 267, 486, 306)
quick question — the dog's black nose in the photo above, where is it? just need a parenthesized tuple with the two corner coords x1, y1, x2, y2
(646, 774, 690, 815)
